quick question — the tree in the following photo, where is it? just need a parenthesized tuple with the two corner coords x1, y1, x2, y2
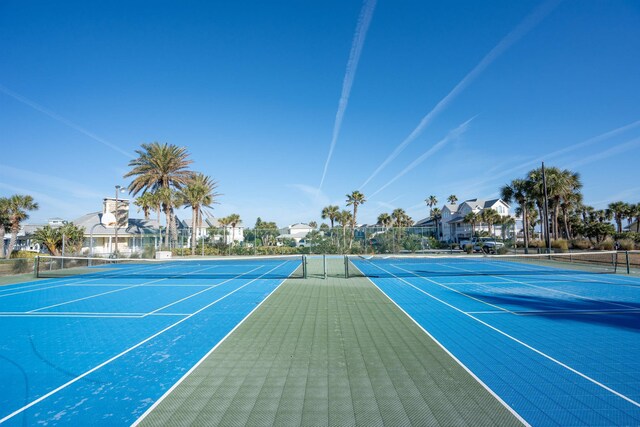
(501, 179, 532, 251)
(608, 201, 629, 233)
(432, 207, 442, 239)
(321, 205, 340, 229)
(308, 221, 317, 229)
(180, 173, 220, 255)
(346, 191, 366, 227)
(480, 209, 501, 236)
(447, 195, 458, 205)
(217, 216, 231, 245)
(464, 211, 480, 237)
(425, 195, 438, 215)
(124, 142, 193, 247)
(336, 210, 353, 251)
(31, 225, 61, 256)
(31, 222, 85, 256)
(377, 213, 392, 229)
(134, 192, 155, 220)
(4, 194, 38, 258)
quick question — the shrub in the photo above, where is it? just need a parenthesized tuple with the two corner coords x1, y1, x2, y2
(570, 239, 591, 250)
(551, 239, 568, 253)
(11, 258, 32, 274)
(529, 240, 545, 248)
(463, 244, 473, 254)
(618, 239, 635, 250)
(496, 246, 509, 255)
(10, 250, 39, 259)
(595, 239, 614, 251)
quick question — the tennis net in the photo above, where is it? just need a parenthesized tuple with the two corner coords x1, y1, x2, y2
(35, 255, 305, 280)
(346, 251, 640, 279)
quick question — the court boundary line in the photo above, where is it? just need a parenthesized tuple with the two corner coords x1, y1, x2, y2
(0, 260, 293, 424)
(364, 261, 640, 410)
(131, 263, 297, 426)
(357, 273, 530, 426)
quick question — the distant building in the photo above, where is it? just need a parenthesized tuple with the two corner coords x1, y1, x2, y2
(278, 223, 314, 246)
(2, 218, 66, 255)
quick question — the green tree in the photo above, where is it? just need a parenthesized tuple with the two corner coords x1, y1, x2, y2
(480, 209, 501, 236)
(31, 225, 61, 256)
(4, 194, 39, 258)
(336, 210, 353, 251)
(377, 213, 393, 229)
(432, 207, 442, 239)
(180, 173, 219, 255)
(425, 195, 438, 215)
(134, 192, 155, 220)
(447, 194, 458, 204)
(321, 205, 340, 229)
(346, 191, 366, 227)
(124, 142, 193, 247)
(608, 201, 629, 233)
(31, 222, 85, 256)
(464, 211, 480, 238)
(501, 178, 533, 250)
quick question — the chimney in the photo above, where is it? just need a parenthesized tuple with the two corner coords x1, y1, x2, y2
(103, 197, 130, 228)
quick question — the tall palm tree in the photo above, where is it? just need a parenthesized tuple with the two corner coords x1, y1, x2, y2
(608, 201, 629, 233)
(425, 195, 438, 216)
(321, 205, 340, 229)
(346, 190, 366, 229)
(447, 195, 458, 205)
(217, 216, 231, 245)
(336, 210, 353, 251)
(226, 213, 242, 245)
(432, 207, 442, 239)
(180, 173, 220, 255)
(4, 194, 38, 258)
(124, 142, 193, 247)
(501, 178, 532, 251)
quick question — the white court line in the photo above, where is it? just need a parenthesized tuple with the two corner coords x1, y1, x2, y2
(357, 268, 530, 426)
(132, 261, 296, 426)
(27, 264, 224, 313)
(143, 266, 264, 317)
(365, 261, 640, 410)
(0, 260, 291, 424)
(0, 311, 191, 318)
(440, 262, 640, 311)
(391, 264, 516, 314)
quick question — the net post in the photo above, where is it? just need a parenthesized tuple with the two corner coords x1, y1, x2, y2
(323, 254, 327, 279)
(344, 255, 349, 278)
(302, 255, 307, 279)
(34, 256, 39, 278)
(626, 251, 630, 274)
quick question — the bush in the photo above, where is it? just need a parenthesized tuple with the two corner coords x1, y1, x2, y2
(11, 258, 32, 274)
(463, 244, 473, 254)
(529, 240, 546, 248)
(551, 239, 568, 253)
(595, 239, 614, 251)
(10, 250, 39, 259)
(570, 239, 591, 250)
(617, 239, 635, 250)
(496, 246, 510, 255)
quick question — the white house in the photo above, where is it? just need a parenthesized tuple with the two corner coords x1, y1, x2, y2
(440, 198, 515, 243)
(278, 223, 314, 246)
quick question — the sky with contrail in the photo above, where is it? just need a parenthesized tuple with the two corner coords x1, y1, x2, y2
(359, 0, 562, 190)
(319, 0, 377, 190)
(368, 117, 474, 199)
(0, 84, 133, 158)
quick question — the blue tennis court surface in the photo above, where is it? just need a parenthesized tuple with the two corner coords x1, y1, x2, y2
(0, 257, 301, 426)
(353, 256, 640, 426)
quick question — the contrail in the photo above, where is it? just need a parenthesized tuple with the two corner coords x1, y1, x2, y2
(319, 0, 377, 190)
(359, 0, 561, 190)
(369, 117, 474, 199)
(0, 84, 133, 158)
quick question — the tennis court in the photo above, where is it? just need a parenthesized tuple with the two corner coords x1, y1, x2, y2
(350, 252, 640, 426)
(0, 256, 302, 426)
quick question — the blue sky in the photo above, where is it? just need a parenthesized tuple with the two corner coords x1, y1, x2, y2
(1, 0, 639, 227)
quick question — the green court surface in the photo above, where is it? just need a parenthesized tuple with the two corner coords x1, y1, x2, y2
(138, 257, 523, 426)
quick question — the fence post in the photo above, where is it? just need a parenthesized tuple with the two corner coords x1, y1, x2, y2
(33, 256, 39, 278)
(344, 255, 349, 278)
(626, 251, 630, 274)
(323, 254, 327, 279)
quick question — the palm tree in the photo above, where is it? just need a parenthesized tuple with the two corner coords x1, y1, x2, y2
(500, 216, 516, 240)
(336, 210, 353, 251)
(464, 211, 480, 238)
(180, 173, 219, 254)
(124, 142, 193, 247)
(432, 207, 442, 239)
(321, 205, 340, 229)
(425, 195, 438, 215)
(308, 221, 317, 229)
(501, 178, 532, 251)
(4, 194, 38, 258)
(226, 213, 242, 245)
(480, 209, 501, 236)
(217, 216, 231, 245)
(134, 192, 155, 220)
(608, 201, 629, 233)
(447, 195, 458, 205)
(377, 213, 392, 229)
(31, 225, 61, 256)
(346, 190, 366, 229)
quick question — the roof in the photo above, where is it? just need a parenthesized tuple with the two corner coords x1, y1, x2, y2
(71, 212, 184, 236)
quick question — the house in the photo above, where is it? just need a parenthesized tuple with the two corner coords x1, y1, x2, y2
(278, 223, 314, 246)
(626, 220, 639, 233)
(439, 198, 516, 243)
(2, 218, 66, 255)
(74, 197, 187, 256)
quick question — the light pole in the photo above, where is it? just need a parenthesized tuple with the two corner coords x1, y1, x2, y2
(114, 185, 126, 257)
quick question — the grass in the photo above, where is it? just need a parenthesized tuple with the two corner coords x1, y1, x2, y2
(139, 257, 522, 426)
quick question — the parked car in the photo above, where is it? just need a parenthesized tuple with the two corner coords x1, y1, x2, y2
(459, 237, 504, 254)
